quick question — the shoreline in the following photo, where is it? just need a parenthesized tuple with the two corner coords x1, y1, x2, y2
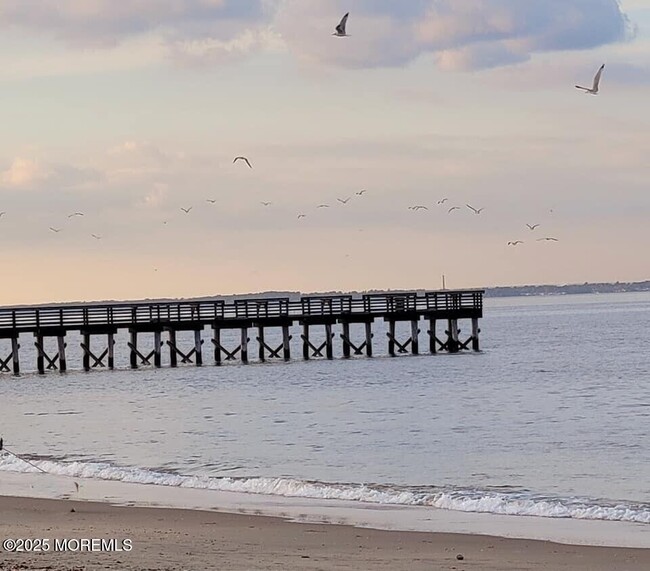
(1, 494, 649, 571)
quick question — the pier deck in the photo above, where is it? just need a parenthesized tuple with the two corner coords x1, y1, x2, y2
(0, 290, 484, 374)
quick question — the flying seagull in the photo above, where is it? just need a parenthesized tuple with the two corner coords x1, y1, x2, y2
(537, 237, 559, 242)
(410, 205, 428, 211)
(180, 207, 192, 214)
(261, 201, 272, 206)
(233, 156, 252, 168)
(49, 227, 61, 233)
(526, 223, 540, 230)
(297, 214, 307, 219)
(508, 241, 524, 246)
(447, 206, 460, 214)
(575, 64, 605, 95)
(437, 198, 448, 204)
(334, 12, 349, 37)
(68, 212, 84, 218)
(317, 204, 330, 208)
(466, 204, 484, 214)
(91, 234, 102, 240)
(0, 211, 6, 217)
(206, 199, 217, 204)
(337, 197, 351, 204)
(356, 189, 367, 196)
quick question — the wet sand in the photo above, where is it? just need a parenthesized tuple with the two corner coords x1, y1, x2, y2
(1, 495, 649, 570)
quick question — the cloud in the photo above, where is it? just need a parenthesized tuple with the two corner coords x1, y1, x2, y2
(275, 0, 633, 70)
(0, 157, 50, 188)
(0, 156, 101, 190)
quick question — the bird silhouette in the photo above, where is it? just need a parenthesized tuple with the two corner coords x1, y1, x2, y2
(447, 206, 460, 214)
(508, 241, 524, 246)
(437, 198, 448, 204)
(206, 199, 217, 204)
(334, 12, 350, 37)
(49, 227, 62, 233)
(91, 234, 102, 240)
(337, 197, 351, 204)
(537, 237, 559, 242)
(0, 212, 6, 217)
(575, 64, 605, 95)
(180, 207, 192, 214)
(297, 214, 307, 219)
(356, 189, 367, 196)
(526, 224, 540, 230)
(68, 212, 84, 218)
(410, 205, 428, 211)
(317, 204, 330, 208)
(233, 156, 252, 168)
(260, 201, 272, 206)
(466, 204, 484, 214)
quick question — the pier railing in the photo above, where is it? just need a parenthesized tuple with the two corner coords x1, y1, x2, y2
(0, 290, 483, 333)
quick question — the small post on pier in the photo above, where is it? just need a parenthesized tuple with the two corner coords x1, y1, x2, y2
(302, 323, 310, 360)
(194, 329, 203, 366)
(257, 326, 266, 362)
(447, 319, 459, 353)
(168, 329, 178, 367)
(341, 322, 351, 358)
(107, 333, 115, 370)
(153, 330, 162, 368)
(241, 327, 249, 364)
(365, 322, 373, 357)
(11, 336, 20, 375)
(212, 326, 222, 365)
(428, 318, 437, 354)
(129, 330, 138, 369)
(471, 318, 480, 352)
(82, 333, 91, 371)
(387, 320, 396, 357)
(282, 325, 291, 361)
(57, 335, 67, 372)
(410, 319, 419, 355)
(324, 323, 333, 360)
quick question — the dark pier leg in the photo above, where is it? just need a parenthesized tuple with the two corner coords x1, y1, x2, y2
(129, 330, 138, 369)
(107, 333, 115, 370)
(411, 319, 419, 355)
(154, 330, 162, 368)
(471, 318, 480, 352)
(194, 329, 203, 366)
(388, 320, 396, 357)
(168, 330, 178, 368)
(365, 322, 373, 357)
(213, 327, 222, 365)
(302, 324, 310, 360)
(57, 336, 67, 372)
(82, 333, 91, 371)
(36, 335, 45, 374)
(447, 319, 460, 353)
(11, 337, 20, 375)
(282, 325, 291, 362)
(324, 323, 333, 360)
(341, 322, 351, 358)
(428, 318, 437, 354)
(258, 326, 266, 362)
(241, 328, 249, 364)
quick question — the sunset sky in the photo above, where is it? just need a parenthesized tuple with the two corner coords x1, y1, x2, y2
(0, 1, 648, 304)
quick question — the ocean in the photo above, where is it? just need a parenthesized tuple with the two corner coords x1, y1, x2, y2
(1, 292, 649, 532)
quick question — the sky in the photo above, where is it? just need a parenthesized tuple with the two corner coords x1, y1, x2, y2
(0, 0, 649, 304)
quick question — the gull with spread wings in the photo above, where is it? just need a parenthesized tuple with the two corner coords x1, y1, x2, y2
(233, 156, 252, 168)
(333, 12, 350, 37)
(575, 64, 605, 95)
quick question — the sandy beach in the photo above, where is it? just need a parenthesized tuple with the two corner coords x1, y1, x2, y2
(0, 495, 648, 571)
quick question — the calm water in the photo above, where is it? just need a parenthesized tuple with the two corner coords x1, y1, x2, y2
(1, 292, 649, 523)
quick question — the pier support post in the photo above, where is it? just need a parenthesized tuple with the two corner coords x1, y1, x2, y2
(282, 325, 291, 361)
(213, 327, 222, 365)
(129, 330, 138, 369)
(341, 322, 351, 358)
(241, 328, 249, 364)
(194, 329, 203, 366)
(82, 333, 91, 371)
(302, 324, 310, 360)
(168, 329, 178, 368)
(11, 337, 20, 375)
(471, 318, 480, 352)
(107, 333, 115, 370)
(388, 320, 396, 356)
(428, 318, 437, 354)
(447, 319, 460, 353)
(324, 323, 333, 360)
(57, 335, 67, 372)
(36, 335, 45, 374)
(258, 326, 266, 362)
(154, 330, 162, 368)
(365, 322, 373, 357)
(410, 319, 419, 355)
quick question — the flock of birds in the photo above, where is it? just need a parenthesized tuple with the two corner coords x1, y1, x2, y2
(2, 12, 609, 252)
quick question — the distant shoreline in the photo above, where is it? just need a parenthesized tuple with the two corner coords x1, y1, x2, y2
(483, 280, 650, 297)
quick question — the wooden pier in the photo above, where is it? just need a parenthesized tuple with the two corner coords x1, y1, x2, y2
(0, 290, 484, 374)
